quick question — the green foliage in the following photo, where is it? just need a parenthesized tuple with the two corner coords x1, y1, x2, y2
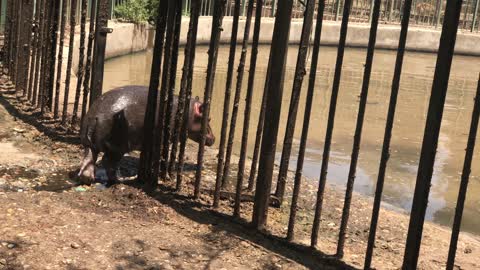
(114, 0, 159, 25)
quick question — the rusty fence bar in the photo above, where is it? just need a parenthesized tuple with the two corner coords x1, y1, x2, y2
(18, 0, 34, 97)
(54, 0, 68, 118)
(240, 0, 265, 195)
(364, 0, 413, 267)
(71, 0, 89, 126)
(194, 0, 227, 199)
(275, 0, 316, 205)
(151, 0, 176, 183)
(138, 0, 169, 189)
(220, 0, 242, 190)
(214, 0, 240, 203)
(32, 0, 46, 106)
(46, 0, 61, 110)
(88, 0, 111, 106)
(311, 0, 353, 248)
(27, 0, 42, 101)
(403, 0, 465, 267)
(39, 0, 52, 114)
(252, 0, 293, 230)
(81, 0, 97, 124)
(336, 0, 382, 258)
(233, 0, 257, 216)
(161, 0, 183, 180)
(446, 74, 480, 270)
(3, 0, 12, 75)
(61, 0, 77, 124)
(172, 0, 201, 190)
(286, 0, 323, 241)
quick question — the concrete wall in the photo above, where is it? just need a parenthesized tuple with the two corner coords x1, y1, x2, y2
(72, 16, 480, 66)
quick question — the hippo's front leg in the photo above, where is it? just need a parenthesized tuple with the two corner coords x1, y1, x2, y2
(78, 147, 98, 185)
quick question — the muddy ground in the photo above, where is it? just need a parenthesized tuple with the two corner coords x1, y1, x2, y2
(1, 80, 480, 270)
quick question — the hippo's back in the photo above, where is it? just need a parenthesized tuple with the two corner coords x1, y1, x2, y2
(81, 86, 150, 152)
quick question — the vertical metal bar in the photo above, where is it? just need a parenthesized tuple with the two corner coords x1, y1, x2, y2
(71, 0, 89, 126)
(39, 0, 53, 114)
(88, 0, 110, 106)
(472, 0, 479, 31)
(369, 0, 375, 23)
(54, 0, 68, 118)
(20, 0, 34, 98)
(216, 0, 246, 194)
(161, 0, 183, 179)
(234, 0, 262, 216)
(138, 0, 169, 190)
(215, 0, 241, 201)
(194, 0, 227, 199)
(275, 0, 316, 205)
(252, 0, 293, 230)
(464, 0, 470, 29)
(246, 0, 266, 192)
(335, 0, 341, 20)
(286, 0, 325, 242)
(13, 0, 22, 88)
(446, 75, 480, 270)
(80, 0, 97, 124)
(46, 0, 61, 110)
(271, 0, 276, 16)
(32, 0, 45, 106)
(151, 0, 176, 183)
(27, 0, 42, 102)
(435, 0, 442, 28)
(403, 0, 464, 267)
(364, 0, 414, 267)
(171, 0, 201, 189)
(11, 0, 20, 83)
(3, 0, 12, 75)
(61, 0, 77, 124)
(310, 0, 354, 248)
(336, 0, 381, 259)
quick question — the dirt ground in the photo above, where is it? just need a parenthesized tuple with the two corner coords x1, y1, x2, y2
(1, 79, 480, 270)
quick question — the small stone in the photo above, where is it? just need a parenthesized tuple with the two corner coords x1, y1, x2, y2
(464, 247, 473, 254)
(7, 243, 15, 249)
(0, 258, 6, 265)
(70, 243, 80, 249)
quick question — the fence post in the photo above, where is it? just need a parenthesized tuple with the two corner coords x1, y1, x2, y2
(335, 0, 341, 21)
(472, 0, 479, 32)
(271, 0, 276, 16)
(194, 0, 227, 199)
(89, 0, 112, 106)
(252, 0, 293, 230)
(402, 0, 464, 267)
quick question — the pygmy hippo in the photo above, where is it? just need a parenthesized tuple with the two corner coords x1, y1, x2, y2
(78, 85, 215, 185)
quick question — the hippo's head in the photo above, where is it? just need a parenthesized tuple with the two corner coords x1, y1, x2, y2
(188, 99, 215, 146)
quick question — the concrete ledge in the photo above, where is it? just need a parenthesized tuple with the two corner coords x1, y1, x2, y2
(192, 17, 480, 56)
(72, 16, 480, 67)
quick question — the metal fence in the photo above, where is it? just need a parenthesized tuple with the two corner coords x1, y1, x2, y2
(2, 0, 110, 126)
(184, 0, 480, 31)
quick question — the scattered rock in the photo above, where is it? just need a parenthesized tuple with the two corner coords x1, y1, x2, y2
(70, 243, 80, 249)
(7, 243, 15, 249)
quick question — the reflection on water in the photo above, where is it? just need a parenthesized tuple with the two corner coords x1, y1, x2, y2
(103, 45, 480, 234)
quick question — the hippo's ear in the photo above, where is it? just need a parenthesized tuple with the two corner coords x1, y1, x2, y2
(193, 102, 203, 118)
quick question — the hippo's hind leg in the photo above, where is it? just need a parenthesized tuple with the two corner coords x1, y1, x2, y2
(102, 150, 123, 187)
(78, 147, 98, 185)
